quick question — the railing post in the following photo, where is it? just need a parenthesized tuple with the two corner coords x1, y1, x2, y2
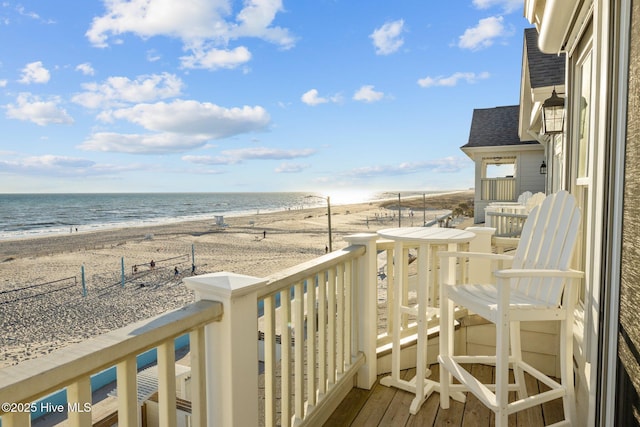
(184, 272, 267, 427)
(344, 233, 379, 389)
(466, 227, 495, 283)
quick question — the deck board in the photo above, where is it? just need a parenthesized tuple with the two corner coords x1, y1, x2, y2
(325, 363, 567, 426)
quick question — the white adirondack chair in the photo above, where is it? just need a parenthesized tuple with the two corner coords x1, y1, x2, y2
(486, 191, 547, 237)
(438, 190, 583, 426)
(485, 191, 533, 227)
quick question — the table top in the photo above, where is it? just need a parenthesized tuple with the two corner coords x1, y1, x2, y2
(377, 227, 475, 243)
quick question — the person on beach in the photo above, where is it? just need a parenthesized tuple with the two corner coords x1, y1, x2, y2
(150, 260, 155, 269)
(263, 230, 266, 238)
(174, 266, 179, 276)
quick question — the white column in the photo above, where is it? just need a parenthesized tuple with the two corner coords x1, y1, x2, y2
(465, 226, 495, 283)
(344, 233, 378, 389)
(184, 272, 266, 427)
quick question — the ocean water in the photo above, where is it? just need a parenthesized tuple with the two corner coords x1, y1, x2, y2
(0, 192, 389, 241)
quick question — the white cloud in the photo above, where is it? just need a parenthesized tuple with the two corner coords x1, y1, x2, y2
(458, 16, 505, 50)
(232, 0, 296, 48)
(14, 5, 55, 24)
(72, 73, 184, 109)
(472, 0, 522, 13)
(86, 0, 295, 70)
(180, 46, 252, 70)
(78, 100, 271, 154)
(301, 89, 341, 106)
(146, 49, 162, 62)
(0, 154, 143, 177)
(76, 63, 95, 76)
(19, 61, 50, 84)
(301, 89, 328, 106)
(370, 19, 404, 55)
(224, 147, 315, 160)
(353, 85, 384, 103)
(103, 100, 270, 137)
(0, 80, 7, 87)
(184, 147, 316, 165)
(79, 132, 210, 154)
(417, 71, 490, 88)
(347, 157, 471, 178)
(5, 93, 73, 126)
(275, 162, 310, 173)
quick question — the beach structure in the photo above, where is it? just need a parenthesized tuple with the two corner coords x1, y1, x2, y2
(461, 105, 545, 223)
(2, 1, 640, 426)
(462, 27, 565, 224)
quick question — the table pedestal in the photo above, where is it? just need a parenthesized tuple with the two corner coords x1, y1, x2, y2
(378, 229, 472, 414)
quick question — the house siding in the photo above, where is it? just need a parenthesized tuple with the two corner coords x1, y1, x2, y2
(618, 0, 640, 423)
(516, 151, 546, 195)
(470, 148, 545, 223)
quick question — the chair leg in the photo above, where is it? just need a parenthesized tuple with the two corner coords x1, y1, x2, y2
(560, 317, 577, 424)
(495, 309, 510, 427)
(510, 321, 528, 400)
(439, 285, 452, 409)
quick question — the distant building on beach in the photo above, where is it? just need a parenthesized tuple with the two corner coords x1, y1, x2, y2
(461, 28, 565, 223)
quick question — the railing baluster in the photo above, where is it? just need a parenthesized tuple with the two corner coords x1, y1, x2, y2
(327, 267, 337, 386)
(307, 275, 317, 407)
(387, 248, 394, 336)
(344, 260, 353, 365)
(336, 263, 345, 375)
(189, 327, 207, 427)
(318, 270, 327, 396)
(117, 355, 138, 427)
(2, 411, 30, 427)
(264, 294, 277, 427)
(294, 281, 305, 420)
(158, 340, 177, 427)
(402, 247, 410, 330)
(280, 287, 292, 427)
(67, 377, 91, 427)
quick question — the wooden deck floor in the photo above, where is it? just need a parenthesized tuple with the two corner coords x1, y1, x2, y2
(324, 364, 566, 426)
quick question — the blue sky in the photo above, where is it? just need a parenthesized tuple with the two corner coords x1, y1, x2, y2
(0, 0, 529, 194)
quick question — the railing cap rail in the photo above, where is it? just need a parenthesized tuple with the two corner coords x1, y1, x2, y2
(0, 300, 222, 407)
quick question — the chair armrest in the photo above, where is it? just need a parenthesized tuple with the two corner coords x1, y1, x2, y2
(494, 269, 584, 279)
(438, 251, 513, 261)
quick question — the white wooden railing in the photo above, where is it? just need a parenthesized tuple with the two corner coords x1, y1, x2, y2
(0, 230, 496, 427)
(257, 233, 378, 426)
(481, 177, 517, 201)
(0, 234, 379, 427)
(0, 300, 222, 427)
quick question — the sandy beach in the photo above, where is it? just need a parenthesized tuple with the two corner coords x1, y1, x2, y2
(0, 190, 474, 368)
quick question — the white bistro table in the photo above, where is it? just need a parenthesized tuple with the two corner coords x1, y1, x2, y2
(377, 226, 475, 414)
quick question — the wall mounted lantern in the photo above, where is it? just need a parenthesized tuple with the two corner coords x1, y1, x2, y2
(542, 89, 565, 135)
(540, 160, 547, 175)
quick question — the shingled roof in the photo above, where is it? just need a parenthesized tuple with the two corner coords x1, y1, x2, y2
(525, 27, 565, 88)
(461, 105, 537, 149)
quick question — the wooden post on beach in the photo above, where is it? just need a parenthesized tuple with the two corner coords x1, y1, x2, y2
(192, 244, 195, 267)
(81, 265, 86, 297)
(184, 272, 266, 427)
(121, 257, 125, 288)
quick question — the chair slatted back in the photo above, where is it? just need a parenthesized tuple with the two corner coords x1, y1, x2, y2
(517, 191, 533, 205)
(511, 191, 581, 306)
(524, 192, 546, 213)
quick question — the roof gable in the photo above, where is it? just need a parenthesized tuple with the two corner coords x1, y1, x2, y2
(462, 105, 538, 149)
